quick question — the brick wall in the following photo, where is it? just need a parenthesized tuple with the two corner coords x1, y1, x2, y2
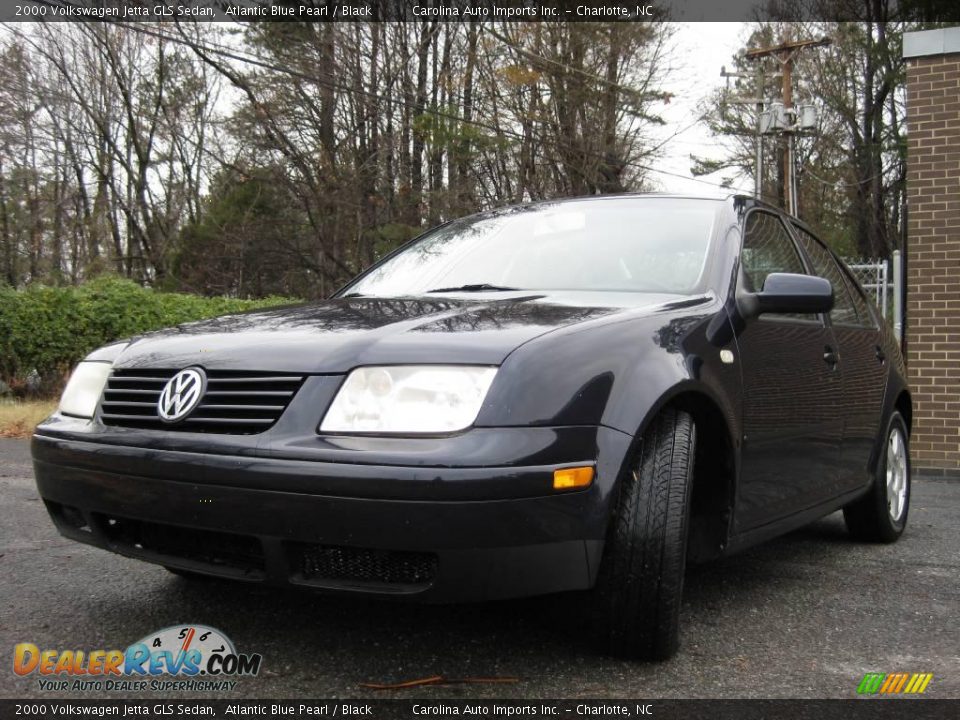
(905, 44, 960, 473)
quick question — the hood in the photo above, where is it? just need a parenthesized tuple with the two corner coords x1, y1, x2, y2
(113, 292, 700, 374)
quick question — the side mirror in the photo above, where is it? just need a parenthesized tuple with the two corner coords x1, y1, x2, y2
(739, 273, 833, 319)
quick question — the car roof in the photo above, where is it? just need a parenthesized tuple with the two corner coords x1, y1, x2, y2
(455, 193, 729, 222)
(512, 192, 732, 205)
(430, 193, 812, 246)
(475, 192, 795, 218)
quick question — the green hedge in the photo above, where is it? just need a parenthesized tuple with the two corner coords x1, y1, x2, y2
(0, 277, 299, 395)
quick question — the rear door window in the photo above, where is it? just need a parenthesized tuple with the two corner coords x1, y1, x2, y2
(792, 224, 861, 327)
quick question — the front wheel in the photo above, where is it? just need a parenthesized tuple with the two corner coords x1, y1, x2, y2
(590, 407, 695, 661)
(843, 412, 910, 543)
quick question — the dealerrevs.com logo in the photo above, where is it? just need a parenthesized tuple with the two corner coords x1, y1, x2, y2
(14, 624, 262, 692)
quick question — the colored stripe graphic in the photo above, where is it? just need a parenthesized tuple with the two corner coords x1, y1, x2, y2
(857, 673, 886, 694)
(858, 672, 933, 695)
(885, 673, 909, 693)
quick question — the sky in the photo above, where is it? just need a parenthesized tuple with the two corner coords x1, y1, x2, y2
(650, 22, 754, 196)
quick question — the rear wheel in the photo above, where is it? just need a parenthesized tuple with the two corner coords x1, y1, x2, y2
(591, 407, 695, 661)
(843, 412, 910, 543)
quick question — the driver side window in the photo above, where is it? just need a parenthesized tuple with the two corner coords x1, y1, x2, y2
(741, 212, 807, 293)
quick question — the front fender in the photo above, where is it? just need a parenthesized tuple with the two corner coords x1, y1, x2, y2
(476, 303, 742, 581)
(475, 303, 741, 444)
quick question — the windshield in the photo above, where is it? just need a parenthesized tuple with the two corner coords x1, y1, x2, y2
(342, 198, 720, 297)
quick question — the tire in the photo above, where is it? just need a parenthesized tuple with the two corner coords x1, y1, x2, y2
(843, 412, 910, 543)
(591, 407, 695, 661)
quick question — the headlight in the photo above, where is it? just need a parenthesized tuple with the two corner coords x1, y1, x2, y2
(59, 362, 112, 419)
(320, 365, 498, 434)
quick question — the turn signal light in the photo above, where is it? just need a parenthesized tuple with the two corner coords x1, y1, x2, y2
(553, 466, 594, 491)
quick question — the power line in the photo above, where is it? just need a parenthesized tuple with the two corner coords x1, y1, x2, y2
(485, 26, 670, 102)
(802, 166, 882, 190)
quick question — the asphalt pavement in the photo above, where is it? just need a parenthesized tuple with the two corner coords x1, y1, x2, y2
(1, 437, 958, 700)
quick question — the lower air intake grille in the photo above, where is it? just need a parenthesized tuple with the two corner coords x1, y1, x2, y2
(95, 514, 265, 576)
(99, 369, 304, 434)
(293, 544, 438, 587)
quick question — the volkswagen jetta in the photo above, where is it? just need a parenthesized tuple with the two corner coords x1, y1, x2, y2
(32, 195, 911, 660)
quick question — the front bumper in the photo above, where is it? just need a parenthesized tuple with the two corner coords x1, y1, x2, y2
(32, 424, 631, 602)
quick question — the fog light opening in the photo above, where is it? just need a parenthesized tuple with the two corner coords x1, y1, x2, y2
(553, 466, 594, 491)
(46, 501, 92, 533)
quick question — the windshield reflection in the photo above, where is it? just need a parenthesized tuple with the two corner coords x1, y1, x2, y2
(344, 197, 721, 298)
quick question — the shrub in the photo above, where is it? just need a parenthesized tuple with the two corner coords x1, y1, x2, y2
(0, 277, 299, 396)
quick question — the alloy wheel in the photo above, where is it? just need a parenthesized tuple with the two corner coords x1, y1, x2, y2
(886, 426, 909, 522)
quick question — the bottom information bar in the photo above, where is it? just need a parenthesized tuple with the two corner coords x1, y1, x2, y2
(2, 699, 957, 720)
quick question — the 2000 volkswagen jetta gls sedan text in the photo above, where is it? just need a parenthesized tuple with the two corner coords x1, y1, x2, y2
(33, 195, 911, 660)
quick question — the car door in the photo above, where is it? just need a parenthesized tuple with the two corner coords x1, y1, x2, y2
(733, 211, 845, 531)
(793, 223, 887, 490)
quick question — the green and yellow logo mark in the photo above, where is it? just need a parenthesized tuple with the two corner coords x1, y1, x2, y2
(857, 672, 933, 695)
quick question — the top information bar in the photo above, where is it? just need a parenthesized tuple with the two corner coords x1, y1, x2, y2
(4, 0, 959, 23)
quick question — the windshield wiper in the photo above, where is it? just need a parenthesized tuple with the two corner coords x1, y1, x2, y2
(426, 283, 521, 293)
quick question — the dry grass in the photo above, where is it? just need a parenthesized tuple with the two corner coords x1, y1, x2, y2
(0, 400, 58, 438)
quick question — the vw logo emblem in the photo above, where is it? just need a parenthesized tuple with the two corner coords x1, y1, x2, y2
(157, 368, 206, 422)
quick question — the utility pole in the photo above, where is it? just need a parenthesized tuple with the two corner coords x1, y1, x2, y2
(744, 36, 831, 216)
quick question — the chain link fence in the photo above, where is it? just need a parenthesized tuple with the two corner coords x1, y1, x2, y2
(846, 259, 889, 316)
(844, 253, 903, 341)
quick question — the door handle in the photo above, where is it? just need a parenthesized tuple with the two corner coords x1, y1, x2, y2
(876, 346, 886, 363)
(823, 346, 839, 367)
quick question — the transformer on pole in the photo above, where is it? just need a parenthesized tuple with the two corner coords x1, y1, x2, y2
(743, 36, 831, 216)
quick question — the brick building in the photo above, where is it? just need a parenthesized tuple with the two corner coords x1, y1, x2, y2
(903, 27, 960, 476)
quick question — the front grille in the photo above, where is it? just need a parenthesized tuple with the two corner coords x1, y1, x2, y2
(292, 543, 438, 587)
(99, 369, 303, 434)
(95, 514, 266, 577)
